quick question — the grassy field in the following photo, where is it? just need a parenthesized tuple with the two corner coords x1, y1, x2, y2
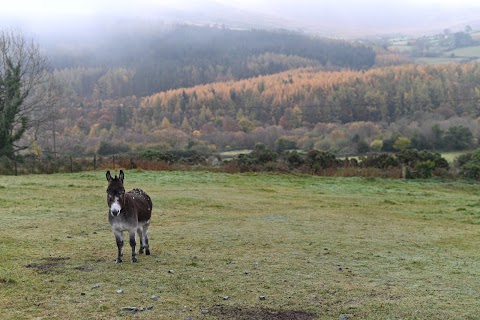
(446, 45, 480, 57)
(1, 170, 480, 319)
(441, 151, 466, 164)
(414, 57, 466, 65)
(219, 150, 252, 161)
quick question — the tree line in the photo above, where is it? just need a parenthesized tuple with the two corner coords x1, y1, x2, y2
(49, 62, 480, 156)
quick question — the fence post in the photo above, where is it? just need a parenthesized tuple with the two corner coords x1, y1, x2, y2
(14, 155, 18, 176)
(70, 156, 73, 173)
(93, 155, 96, 170)
(113, 155, 115, 169)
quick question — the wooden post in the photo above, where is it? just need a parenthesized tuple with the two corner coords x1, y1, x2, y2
(70, 155, 73, 173)
(14, 155, 18, 176)
(93, 155, 96, 170)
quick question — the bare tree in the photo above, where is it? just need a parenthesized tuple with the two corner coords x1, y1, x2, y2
(0, 29, 59, 158)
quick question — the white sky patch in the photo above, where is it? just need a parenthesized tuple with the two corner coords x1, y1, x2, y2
(3, 0, 480, 17)
(3, 0, 94, 15)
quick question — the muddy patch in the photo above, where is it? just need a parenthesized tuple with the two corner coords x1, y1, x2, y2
(0, 278, 16, 285)
(25, 257, 70, 274)
(210, 306, 316, 320)
(74, 265, 94, 272)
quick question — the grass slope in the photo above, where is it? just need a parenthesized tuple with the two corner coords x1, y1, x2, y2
(1, 171, 480, 319)
(447, 45, 480, 57)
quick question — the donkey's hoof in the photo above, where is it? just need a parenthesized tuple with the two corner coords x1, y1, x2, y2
(115, 258, 123, 263)
(139, 248, 144, 254)
(132, 257, 138, 263)
(146, 249, 151, 255)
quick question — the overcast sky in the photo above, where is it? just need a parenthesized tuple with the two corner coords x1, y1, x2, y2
(3, 0, 480, 16)
(2, 0, 480, 38)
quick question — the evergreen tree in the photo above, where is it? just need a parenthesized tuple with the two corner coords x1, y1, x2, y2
(0, 59, 26, 158)
(0, 30, 56, 158)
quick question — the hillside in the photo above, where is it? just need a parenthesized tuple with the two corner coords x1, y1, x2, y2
(51, 25, 375, 99)
(45, 63, 480, 156)
(137, 63, 480, 127)
(386, 29, 480, 64)
(5, 19, 480, 159)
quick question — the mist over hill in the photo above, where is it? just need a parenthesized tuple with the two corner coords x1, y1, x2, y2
(238, 0, 480, 36)
(2, 0, 480, 39)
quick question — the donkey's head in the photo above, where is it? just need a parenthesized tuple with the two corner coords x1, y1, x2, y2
(106, 170, 125, 217)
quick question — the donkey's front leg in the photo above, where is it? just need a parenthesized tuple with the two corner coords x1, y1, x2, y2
(114, 230, 124, 263)
(128, 230, 137, 263)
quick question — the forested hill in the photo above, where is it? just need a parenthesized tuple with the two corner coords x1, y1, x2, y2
(58, 62, 480, 155)
(134, 63, 480, 129)
(51, 24, 376, 99)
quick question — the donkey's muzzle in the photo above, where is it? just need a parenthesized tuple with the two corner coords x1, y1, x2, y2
(110, 209, 120, 217)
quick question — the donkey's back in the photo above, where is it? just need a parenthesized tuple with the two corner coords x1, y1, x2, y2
(126, 188, 152, 223)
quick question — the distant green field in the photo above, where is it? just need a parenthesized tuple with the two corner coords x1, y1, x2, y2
(414, 56, 465, 64)
(446, 45, 480, 57)
(1, 171, 480, 319)
(441, 151, 466, 164)
(388, 34, 480, 65)
(219, 149, 251, 160)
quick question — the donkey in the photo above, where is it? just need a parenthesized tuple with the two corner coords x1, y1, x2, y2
(106, 170, 152, 263)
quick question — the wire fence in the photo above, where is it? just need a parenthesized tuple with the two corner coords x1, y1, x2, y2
(0, 150, 459, 180)
(0, 155, 141, 175)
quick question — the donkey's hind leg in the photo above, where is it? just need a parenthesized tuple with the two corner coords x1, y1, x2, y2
(138, 223, 151, 255)
(138, 227, 145, 254)
(128, 230, 137, 263)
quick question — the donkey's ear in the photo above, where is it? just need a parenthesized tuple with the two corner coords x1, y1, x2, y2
(119, 170, 124, 183)
(106, 171, 112, 182)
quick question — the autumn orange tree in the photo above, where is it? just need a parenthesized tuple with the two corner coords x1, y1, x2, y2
(138, 63, 480, 133)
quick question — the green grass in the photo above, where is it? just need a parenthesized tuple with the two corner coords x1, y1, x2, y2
(446, 45, 480, 57)
(415, 44, 480, 65)
(441, 151, 467, 164)
(1, 171, 480, 319)
(414, 57, 465, 64)
(219, 149, 252, 160)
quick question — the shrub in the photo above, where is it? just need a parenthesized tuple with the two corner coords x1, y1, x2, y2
(140, 150, 175, 163)
(286, 151, 304, 169)
(306, 150, 337, 173)
(460, 148, 480, 179)
(238, 144, 277, 165)
(454, 152, 472, 169)
(416, 161, 436, 178)
(97, 141, 130, 155)
(397, 150, 448, 169)
(361, 153, 399, 169)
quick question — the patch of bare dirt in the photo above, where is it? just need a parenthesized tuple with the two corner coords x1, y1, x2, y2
(25, 257, 70, 274)
(210, 306, 317, 320)
(74, 265, 94, 272)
